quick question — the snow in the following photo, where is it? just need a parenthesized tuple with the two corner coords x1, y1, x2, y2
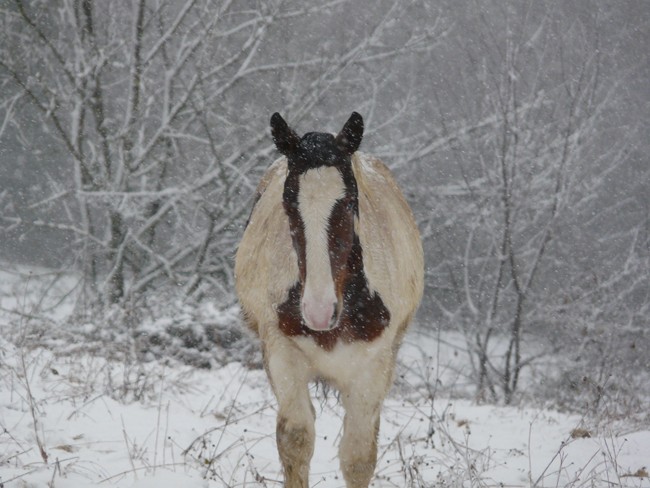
(2, 335, 648, 488)
(1, 267, 648, 487)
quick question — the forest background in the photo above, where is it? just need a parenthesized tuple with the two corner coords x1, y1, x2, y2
(1, 0, 649, 411)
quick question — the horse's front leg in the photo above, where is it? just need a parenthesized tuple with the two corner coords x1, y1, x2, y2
(339, 364, 392, 488)
(264, 338, 315, 488)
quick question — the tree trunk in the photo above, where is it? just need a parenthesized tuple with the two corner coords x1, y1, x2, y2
(107, 211, 125, 304)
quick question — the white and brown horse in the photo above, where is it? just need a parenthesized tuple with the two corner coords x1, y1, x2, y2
(235, 112, 423, 488)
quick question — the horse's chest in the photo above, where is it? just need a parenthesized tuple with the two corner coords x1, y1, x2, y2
(293, 335, 392, 388)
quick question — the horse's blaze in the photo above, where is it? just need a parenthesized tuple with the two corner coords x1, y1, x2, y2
(295, 166, 346, 331)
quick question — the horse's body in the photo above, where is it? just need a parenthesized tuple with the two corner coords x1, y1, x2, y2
(235, 113, 423, 488)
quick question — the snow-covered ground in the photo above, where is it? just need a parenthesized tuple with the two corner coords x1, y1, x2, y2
(1, 266, 648, 487)
(1, 339, 649, 488)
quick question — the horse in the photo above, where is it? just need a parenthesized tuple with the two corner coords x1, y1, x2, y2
(234, 112, 424, 488)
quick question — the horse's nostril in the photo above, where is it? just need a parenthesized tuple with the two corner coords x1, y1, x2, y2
(328, 305, 339, 329)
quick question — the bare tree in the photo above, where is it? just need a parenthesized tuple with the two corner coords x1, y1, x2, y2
(0, 0, 442, 309)
(1, 0, 647, 407)
(416, 1, 647, 403)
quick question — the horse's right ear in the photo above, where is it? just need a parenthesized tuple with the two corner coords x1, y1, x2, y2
(270, 113, 300, 156)
(336, 112, 364, 155)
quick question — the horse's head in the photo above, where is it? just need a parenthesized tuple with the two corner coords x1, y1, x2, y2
(271, 112, 364, 331)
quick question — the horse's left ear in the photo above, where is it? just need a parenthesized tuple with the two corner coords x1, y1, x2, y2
(336, 112, 364, 155)
(271, 112, 300, 156)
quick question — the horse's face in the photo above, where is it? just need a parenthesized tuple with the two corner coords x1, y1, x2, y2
(271, 112, 363, 331)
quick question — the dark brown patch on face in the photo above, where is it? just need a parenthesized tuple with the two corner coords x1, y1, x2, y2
(338, 235, 391, 339)
(283, 171, 306, 282)
(327, 195, 356, 290)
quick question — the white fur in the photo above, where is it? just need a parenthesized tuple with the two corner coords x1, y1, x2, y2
(294, 334, 394, 393)
(298, 167, 346, 330)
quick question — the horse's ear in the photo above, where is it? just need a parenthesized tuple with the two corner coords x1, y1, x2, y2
(270, 112, 300, 156)
(336, 112, 364, 155)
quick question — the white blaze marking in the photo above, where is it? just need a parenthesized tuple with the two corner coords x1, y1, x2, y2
(298, 166, 346, 329)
